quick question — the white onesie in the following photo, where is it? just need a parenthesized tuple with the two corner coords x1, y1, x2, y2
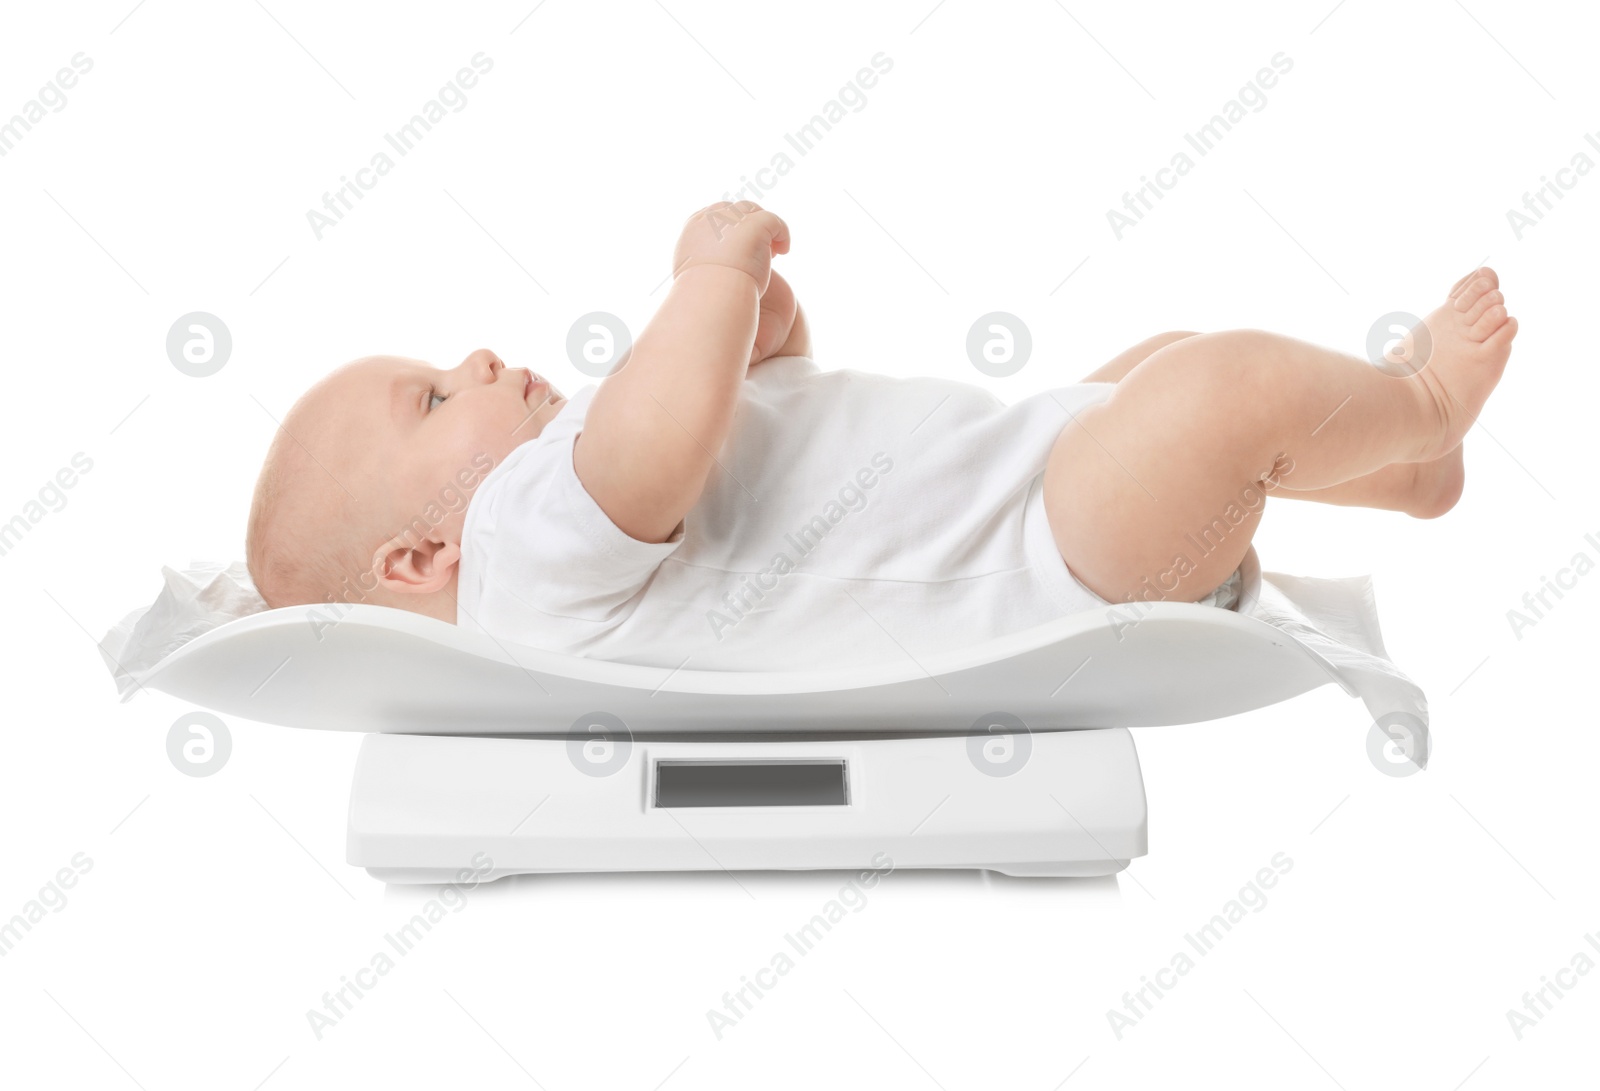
(457, 356, 1235, 671)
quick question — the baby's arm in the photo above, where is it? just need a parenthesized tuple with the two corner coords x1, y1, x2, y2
(574, 202, 790, 544)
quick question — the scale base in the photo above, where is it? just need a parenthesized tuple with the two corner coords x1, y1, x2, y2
(348, 729, 1148, 883)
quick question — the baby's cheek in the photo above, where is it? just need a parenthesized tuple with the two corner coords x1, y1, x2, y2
(450, 412, 516, 473)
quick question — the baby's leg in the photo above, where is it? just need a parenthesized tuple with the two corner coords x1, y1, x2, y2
(1272, 450, 1464, 517)
(1043, 268, 1515, 604)
(1081, 332, 1463, 518)
(1077, 331, 1200, 384)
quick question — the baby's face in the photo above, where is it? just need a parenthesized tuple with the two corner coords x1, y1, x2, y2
(310, 347, 565, 560)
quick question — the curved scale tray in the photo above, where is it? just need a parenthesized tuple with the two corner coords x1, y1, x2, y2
(131, 547, 1429, 757)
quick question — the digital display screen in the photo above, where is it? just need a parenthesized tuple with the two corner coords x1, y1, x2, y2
(654, 759, 849, 807)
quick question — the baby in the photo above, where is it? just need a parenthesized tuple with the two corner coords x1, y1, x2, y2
(246, 201, 1515, 670)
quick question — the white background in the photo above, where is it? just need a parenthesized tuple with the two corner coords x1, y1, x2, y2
(2, 0, 1596, 1087)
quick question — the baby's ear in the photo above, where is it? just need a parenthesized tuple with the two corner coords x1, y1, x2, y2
(373, 534, 461, 596)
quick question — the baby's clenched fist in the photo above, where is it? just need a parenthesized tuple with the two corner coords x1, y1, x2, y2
(673, 201, 790, 292)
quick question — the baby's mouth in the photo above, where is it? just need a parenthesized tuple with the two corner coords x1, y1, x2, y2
(523, 371, 558, 406)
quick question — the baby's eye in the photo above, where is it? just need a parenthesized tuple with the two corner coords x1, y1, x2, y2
(428, 390, 447, 411)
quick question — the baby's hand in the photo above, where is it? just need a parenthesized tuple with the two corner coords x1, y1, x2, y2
(672, 201, 789, 293)
(751, 268, 800, 365)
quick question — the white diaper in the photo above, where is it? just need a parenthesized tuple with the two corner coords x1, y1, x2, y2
(1058, 556, 1244, 613)
(1196, 566, 1243, 610)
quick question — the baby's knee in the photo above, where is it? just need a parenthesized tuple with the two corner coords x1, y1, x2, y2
(1178, 329, 1300, 383)
(1143, 330, 1202, 356)
(1134, 328, 1258, 381)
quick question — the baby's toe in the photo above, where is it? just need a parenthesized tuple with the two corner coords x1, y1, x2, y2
(1461, 288, 1505, 326)
(1485, 313, 1519, 349)
(1471, 302, 1510, 341)
(1450, 266, 1498, 303)
(1453, 271, 1499, 312)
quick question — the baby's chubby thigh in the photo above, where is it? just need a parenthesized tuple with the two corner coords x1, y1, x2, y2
(1040, 383, 1266, 606)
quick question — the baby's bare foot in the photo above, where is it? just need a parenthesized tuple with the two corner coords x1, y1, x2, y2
(1401, 267, 1517, 461)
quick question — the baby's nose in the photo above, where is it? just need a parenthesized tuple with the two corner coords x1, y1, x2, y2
(459, 347, 503, 378)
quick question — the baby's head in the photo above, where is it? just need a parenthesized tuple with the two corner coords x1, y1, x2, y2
(246, 349, 567, 619)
